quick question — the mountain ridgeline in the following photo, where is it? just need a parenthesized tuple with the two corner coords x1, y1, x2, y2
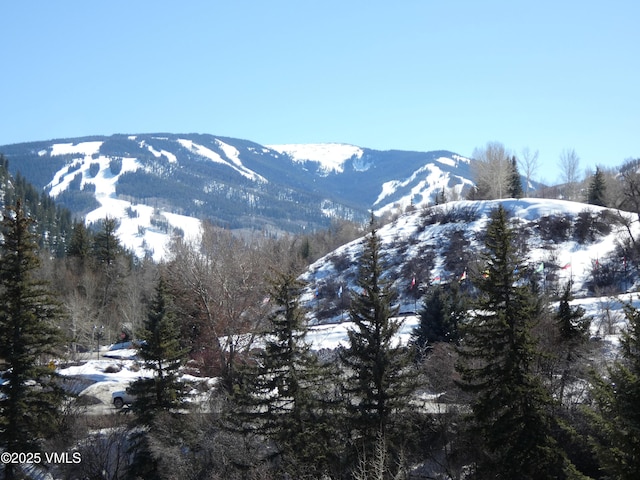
(0, 134, 475, 247)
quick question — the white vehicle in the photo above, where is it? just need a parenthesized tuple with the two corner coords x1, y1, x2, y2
(112, 390, 135, 409)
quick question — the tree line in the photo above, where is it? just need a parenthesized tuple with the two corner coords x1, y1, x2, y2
(467, 141, 638, 209)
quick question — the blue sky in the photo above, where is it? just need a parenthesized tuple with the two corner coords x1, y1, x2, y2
(1, 1, 638, 183)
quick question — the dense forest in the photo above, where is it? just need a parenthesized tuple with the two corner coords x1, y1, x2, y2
(1, 152, 640, 479)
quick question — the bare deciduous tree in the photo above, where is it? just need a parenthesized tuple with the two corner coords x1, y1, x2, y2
(471, 142, 512, 199)
(559, 148, 581, 200)
(616, 159, 640, 220)
(520, 147, 539, 195)
(166, 223, 272, 388)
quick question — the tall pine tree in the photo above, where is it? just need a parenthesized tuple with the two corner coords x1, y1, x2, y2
(455, 205, 579, 479)
(91, 216, 122, 266)
(236, 270, 339, 477)
(128, 276, 188, 426)
(340, 217, 415, 457)
(411, 282, 465, 360)
(0, 201, 65, 480)
(589, 302, 640, 479)
(67, 220, 92, 260)
(586, 166, 607, 206)
(555, 280, 590, 406)
(508, 155, 524, 198)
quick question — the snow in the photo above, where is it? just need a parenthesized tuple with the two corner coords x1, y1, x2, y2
(177, 138, 266, 182)
(46, 150, 202, 262)
(372, 157, 475, 215)
(50, 141, 103, 157)
(60, 358, 150, 383)
(305, 314, 421, 351)
(215, 139, 244, 169)
(436, 156, 457, 167)
(141, 140, 177, 163)
(375, 164, 450, 206)
(113, 205, 202, 262)
(266, 143, 363, 174)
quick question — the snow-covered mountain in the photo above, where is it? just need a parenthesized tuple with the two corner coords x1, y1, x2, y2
(1, 134, 481, 260)
(301, 198, 637, 324)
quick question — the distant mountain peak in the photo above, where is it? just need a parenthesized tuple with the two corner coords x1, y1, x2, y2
(266, 143, 364, 174)
(1, 133, 486, 260)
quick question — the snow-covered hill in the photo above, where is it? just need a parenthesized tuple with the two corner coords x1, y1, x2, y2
(301, 198, 638, 324)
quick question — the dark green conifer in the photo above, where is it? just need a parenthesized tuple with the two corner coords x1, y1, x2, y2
(589, 302, 640, 479)
(412, 282, 464, 360)
(91, 216, 122, 265)
(128, 276, 188, 426)
(555, 281, 590, 406)
(340, 217, 416, 453)
(556, 281, 589, 342)
(587, 166, 607, 206)
(508, 156, 524, 198)
(236, 270, 339, 476)
(0, 201, 65, 480)
(455, 205, 577, 479)
(67, 220, 92, 260)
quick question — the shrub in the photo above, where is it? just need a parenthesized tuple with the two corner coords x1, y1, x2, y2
(537, 214, 571, 242)
(328, 251, 353, 271)
(573, 210, 617, 244)
(421, 204, 481, 227)
(103, 364, 122, 374)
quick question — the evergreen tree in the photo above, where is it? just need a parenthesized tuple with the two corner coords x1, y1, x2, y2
(67, 220, 92, 260)
(556, 281, 589, 342)
(508, 155, 524, 198)
(555, 281, 590, 407)
(340, 217, 416, 455)
(236, 270, 339, 477)
(587, 166, 607, 206)
(411, 283, 464, 360)
(0, 201, 65, 480)
(589, 302, 640, 479)
(455, 205, 578, 479)
(91, 216, 122, 265)
(90, 216, 130, 329)
(128, 276, 188, 426)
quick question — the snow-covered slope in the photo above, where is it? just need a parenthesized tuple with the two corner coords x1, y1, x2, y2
(267, 143, 364, 174)
(302, 198, 638, 324)
(43, 139, 202, 261)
